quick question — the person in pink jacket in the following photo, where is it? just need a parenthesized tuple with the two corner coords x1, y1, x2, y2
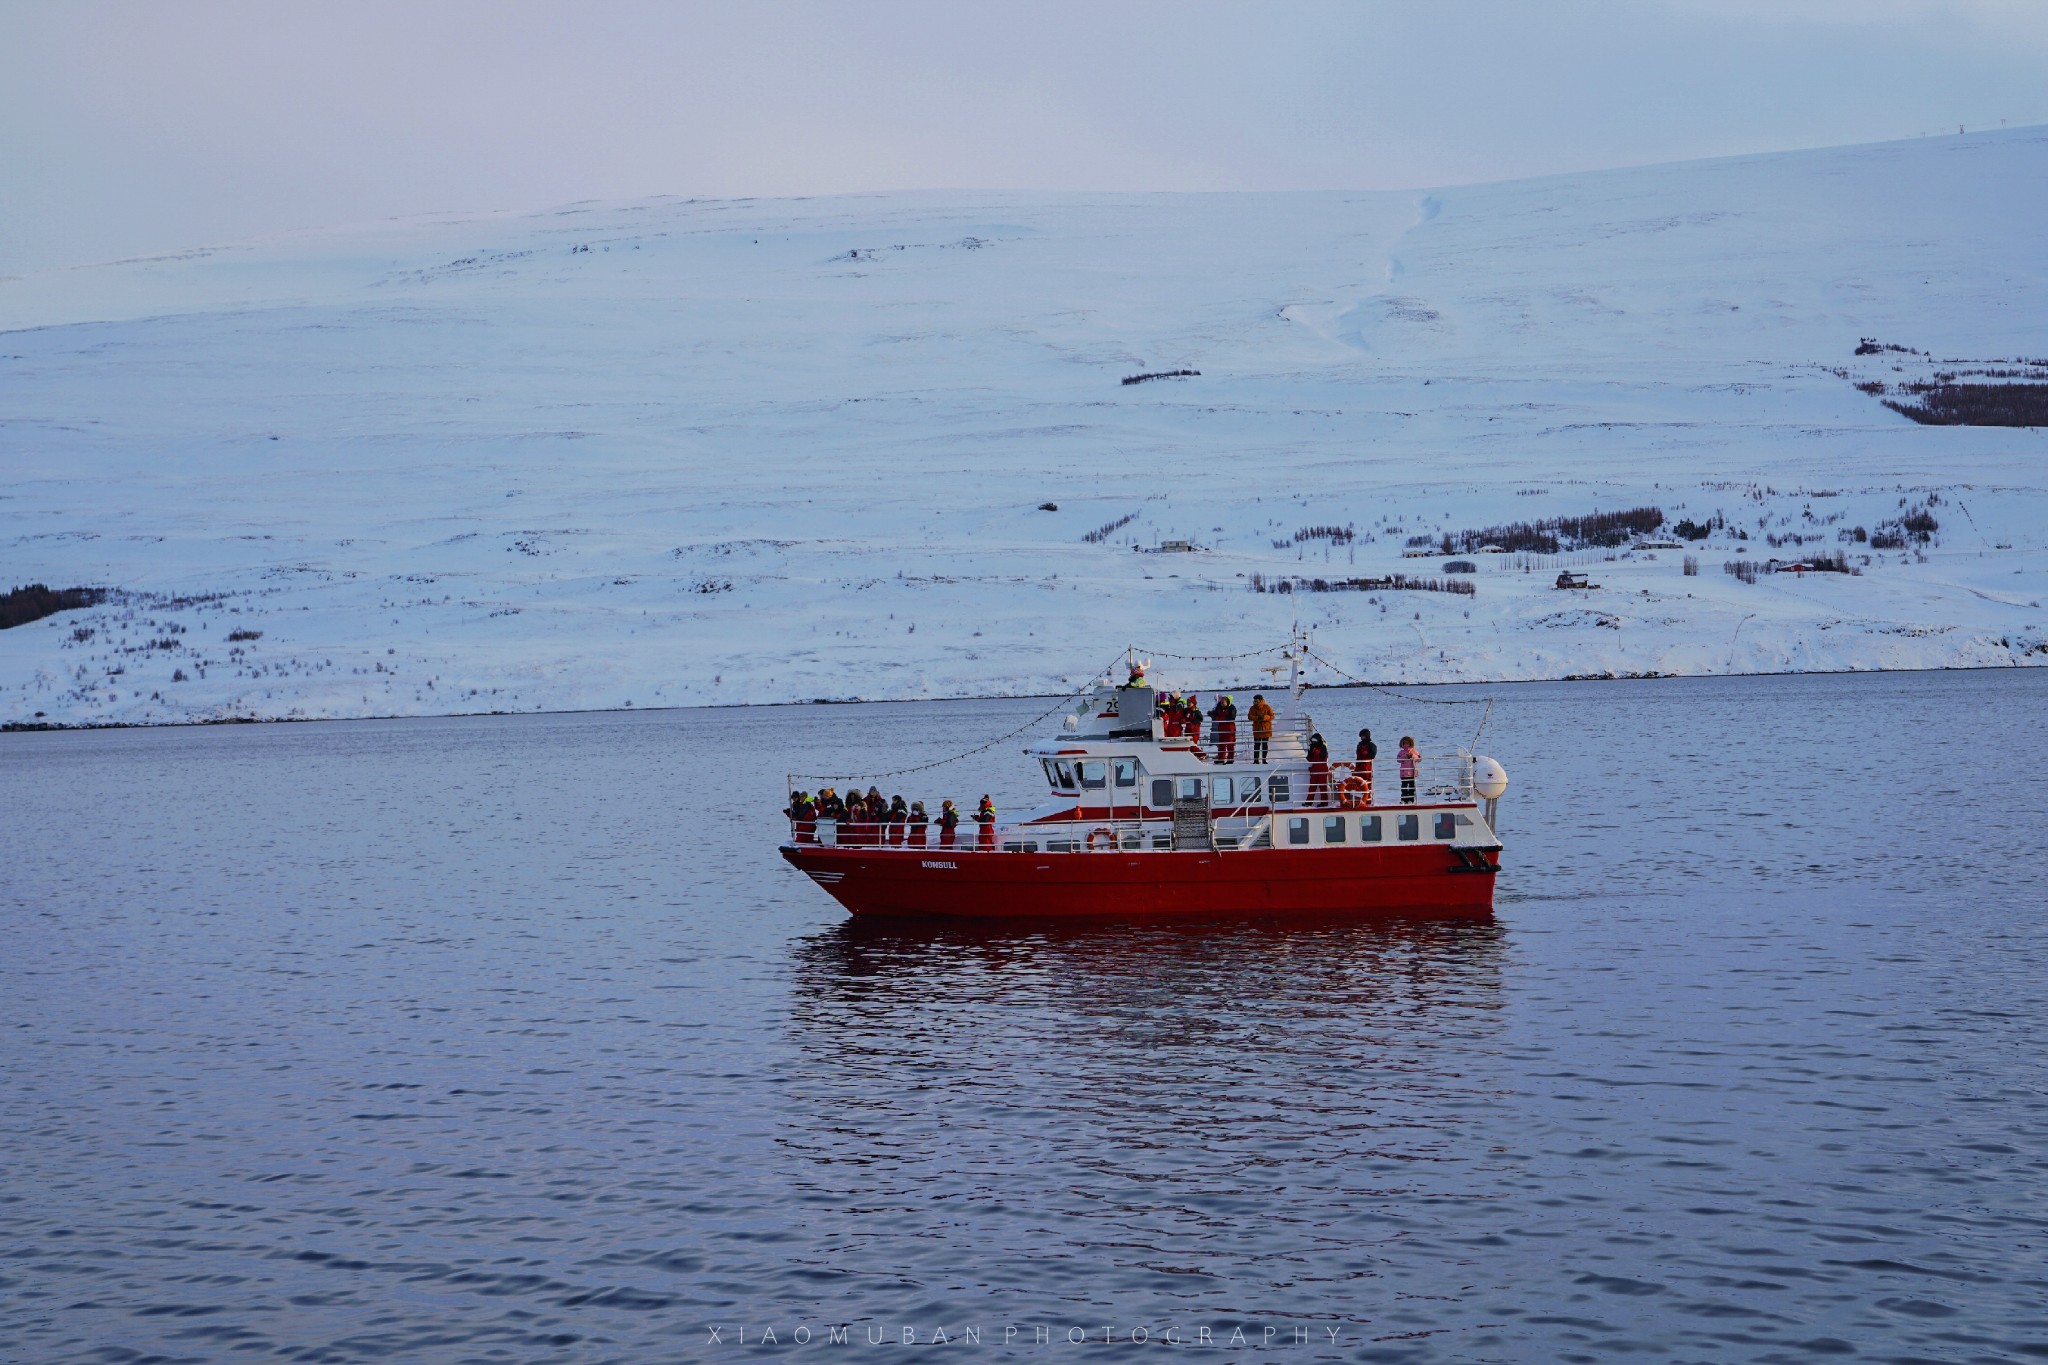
(1397, 736, 1421, 805)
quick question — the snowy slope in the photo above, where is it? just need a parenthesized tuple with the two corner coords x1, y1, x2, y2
(4, 128, 2047, 726)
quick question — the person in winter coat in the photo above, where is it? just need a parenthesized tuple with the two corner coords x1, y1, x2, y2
(1248, 694, 1276, 764)
(1211, 695, 1238, 764)
(1160, 693, 1182, 738)
(1182, 694, 1203, 747)
(887, 794, 910, 846)
(1307, 732, 1332, 807)
(908, 800, 930, 848)
(974, 795, 997, 851)
(1398, 736, 1421, 804)
(937, 799, 961, 848)
(1354, 728, 1378, 804)
(787, 790, 817, 844)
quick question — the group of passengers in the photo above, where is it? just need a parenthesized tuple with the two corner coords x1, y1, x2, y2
(1154, 691, 1278, 764)
(788, 699, 1430, 849)
(785, 788, 997, 849)
(1304, 728, 1422, 808)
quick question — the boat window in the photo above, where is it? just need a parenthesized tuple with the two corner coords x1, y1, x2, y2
(1398, 814, 1420, 841)
(1047, 838, 1077, 853)
(1434, 813, 1457, 840)
(1240, 775, 1262, 802)
(1119, 833, 1142, 851)
(1323, 815, 1347, 843)
(1041, 759, 1060, 788)
(1267, 774, 1291, 805)
(1178, 777, 1205, 801)
(1287, 816, 1310, 845)
(1150, 778, 1173, 807)
(1151, 835, 1173, 850)
(1078, 760, 1107, 790)
(1053, 760, 1075, 788)
(1359, 815, 1383, 842)
(1211, 776, 1234, 805)
(1113, 758, 1138, 788)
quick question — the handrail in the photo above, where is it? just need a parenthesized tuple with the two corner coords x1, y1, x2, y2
(793, 752, 1477, 848)
(790, 756, 1479, 852)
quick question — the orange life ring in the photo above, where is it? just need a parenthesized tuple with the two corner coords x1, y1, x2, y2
(1086, 826, 1116, 851)
(1338, 773, 1368, 809)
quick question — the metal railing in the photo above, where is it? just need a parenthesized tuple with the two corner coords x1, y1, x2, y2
(1154, 713, 1313, 765)
(788, 756, 1478, 854)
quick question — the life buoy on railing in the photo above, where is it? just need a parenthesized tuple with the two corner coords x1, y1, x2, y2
(1086, 826, 1117, 851)
(1338, 773, 1368, 809)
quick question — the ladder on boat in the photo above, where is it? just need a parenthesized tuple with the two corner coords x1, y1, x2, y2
(1171, 795, 1214, 851)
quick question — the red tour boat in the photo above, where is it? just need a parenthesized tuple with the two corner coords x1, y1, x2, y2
(780, 644, 1508, 922)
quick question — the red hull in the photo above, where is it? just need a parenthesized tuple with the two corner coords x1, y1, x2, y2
(780, 843, 1497, 922)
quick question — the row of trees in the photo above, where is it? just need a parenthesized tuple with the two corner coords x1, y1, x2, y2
(1, 584, 106, 631)
(1439, 507, 1666, 555)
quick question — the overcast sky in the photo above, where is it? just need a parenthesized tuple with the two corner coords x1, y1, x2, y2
(3, 0, 2045, 273)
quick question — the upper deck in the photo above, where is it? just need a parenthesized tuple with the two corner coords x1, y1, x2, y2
(794, 679, 1503, 858)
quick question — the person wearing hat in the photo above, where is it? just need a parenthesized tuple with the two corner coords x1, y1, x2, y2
(1354, 727, 1379, 804)
(1210, 694, 1238, 764)
(937, 799, 961, 848)
(974, 795, 997, 851)
(786, 789, 818, 844)
(1247, 694, 1276, 764)
(1397, 736, 1421, 805)
(1306, 731, 1332, 808)
(907, 800, 930, 848)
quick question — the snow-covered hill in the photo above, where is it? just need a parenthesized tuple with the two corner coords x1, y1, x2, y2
(4, 128, 2047, 726)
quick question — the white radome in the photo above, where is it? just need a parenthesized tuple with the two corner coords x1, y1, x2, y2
(1472, 756, 1509, 800)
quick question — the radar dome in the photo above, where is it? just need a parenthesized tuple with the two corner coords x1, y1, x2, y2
(1472, 756, 1509, 800)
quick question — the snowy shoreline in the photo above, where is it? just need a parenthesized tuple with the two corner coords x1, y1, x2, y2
(7, 658, 2042, 736)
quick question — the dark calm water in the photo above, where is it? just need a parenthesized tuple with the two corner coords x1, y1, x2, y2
(6, 670, 2048, 1364)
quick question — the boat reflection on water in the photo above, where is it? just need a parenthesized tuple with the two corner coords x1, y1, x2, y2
(778, 917, 1514, 1287)
(789, 914, 1506, 1040)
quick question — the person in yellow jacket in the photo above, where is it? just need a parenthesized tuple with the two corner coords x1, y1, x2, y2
(1247, 694, 1276, 763)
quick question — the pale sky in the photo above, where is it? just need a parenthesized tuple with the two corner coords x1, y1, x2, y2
(2, 0, 2045, 273)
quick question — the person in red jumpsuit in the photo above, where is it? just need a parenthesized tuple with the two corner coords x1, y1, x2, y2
(1211, 695, 1237, 764)
(974, 795, 997, 850)
(1306, 732, 1332, 807)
